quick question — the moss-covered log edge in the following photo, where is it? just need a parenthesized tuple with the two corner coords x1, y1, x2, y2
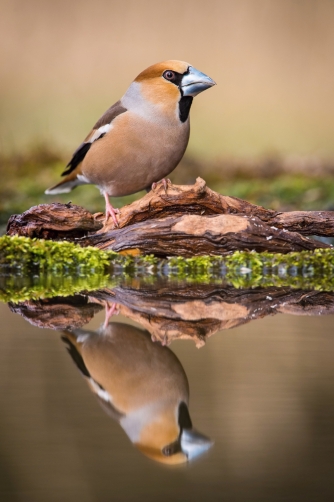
(1, 235, 334, 303)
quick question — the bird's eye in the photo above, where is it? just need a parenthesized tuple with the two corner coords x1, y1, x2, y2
(162, 446, 173, 456)
(163, 70, 175, 81)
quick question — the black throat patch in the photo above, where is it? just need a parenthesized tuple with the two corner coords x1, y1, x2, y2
(178, 96, 193, 123)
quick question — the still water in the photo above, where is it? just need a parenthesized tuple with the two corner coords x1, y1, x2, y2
(1, 280, 334, 502)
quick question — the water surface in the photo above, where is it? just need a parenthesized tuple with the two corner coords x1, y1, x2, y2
(1, 280, 334, 502)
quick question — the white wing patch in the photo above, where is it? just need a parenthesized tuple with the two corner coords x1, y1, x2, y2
(90, 379, 111, 403)
(89, 123, 112, 143)
(76, 333, 91, 343)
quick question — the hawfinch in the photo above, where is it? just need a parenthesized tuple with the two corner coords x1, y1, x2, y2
(62, 322, 212, 464)
(46, 60, 215, 225)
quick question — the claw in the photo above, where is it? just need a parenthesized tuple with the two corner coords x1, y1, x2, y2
(162, 178, 171, 193)
(151, 179, 172, 194)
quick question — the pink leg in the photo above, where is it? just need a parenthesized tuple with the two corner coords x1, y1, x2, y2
(103, 302, 119, 329)
(103, 192, 119, 226)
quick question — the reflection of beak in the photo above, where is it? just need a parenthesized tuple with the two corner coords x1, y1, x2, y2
(180, 429, 213, 460)
(181, 66, 216, 97)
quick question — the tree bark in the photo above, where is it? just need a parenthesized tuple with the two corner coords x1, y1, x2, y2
(6, 178, 334, 256)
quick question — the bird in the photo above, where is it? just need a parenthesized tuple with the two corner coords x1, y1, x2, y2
(62, 320, 212, 464)
(45, 60, 215, 225)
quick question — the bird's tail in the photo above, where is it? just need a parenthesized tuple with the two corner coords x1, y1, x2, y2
(61, 330, 91, 378)
(45, 173, 82, 194)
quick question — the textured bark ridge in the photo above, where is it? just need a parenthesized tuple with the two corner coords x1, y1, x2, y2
(6, 202, 103, 239)
(6, 178, 334, 256)
(9, 283, 334, 347)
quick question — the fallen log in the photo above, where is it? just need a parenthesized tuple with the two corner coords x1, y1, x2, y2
(6, 178, 334, 256)
(85, 214, 326, 255)
(6, 202, 103, 239)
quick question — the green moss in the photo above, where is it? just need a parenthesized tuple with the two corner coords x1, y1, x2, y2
(166, 249, 334, 291)
(0, 235, 121, 272)
(1, 235, 334, 303)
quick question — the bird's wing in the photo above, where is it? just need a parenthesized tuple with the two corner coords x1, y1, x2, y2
(62, 100, 127, 176)
(61, 331, 124, 421)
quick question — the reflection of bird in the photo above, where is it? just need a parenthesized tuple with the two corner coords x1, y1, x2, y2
(62, 322, 212, 464)
(45, 60, 215, 225)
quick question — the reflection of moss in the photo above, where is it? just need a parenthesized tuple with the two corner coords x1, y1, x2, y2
(0, 273, 118, 303)
(2, 236, 334, 304)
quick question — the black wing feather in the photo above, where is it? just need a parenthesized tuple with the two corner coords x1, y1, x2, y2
(62, 142, 92, 176)
(62, 335, 91, 378)
(61, 100, 127, 177)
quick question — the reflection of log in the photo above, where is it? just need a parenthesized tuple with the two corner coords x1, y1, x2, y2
(8, 296, 103, 330)
(94, 285, 334, 346)
(10, 283, 334, 347)
(277, 292, 334, 316)
(6, 178, 333, 256)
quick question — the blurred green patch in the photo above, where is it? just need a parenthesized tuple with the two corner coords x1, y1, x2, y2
(214, 175, 334, 212)
(1, 144, 334, 227)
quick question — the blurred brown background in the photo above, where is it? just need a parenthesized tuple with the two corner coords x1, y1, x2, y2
(1, 0, 334, 159)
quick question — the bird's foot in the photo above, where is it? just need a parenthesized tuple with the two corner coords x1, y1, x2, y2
(104, 206, 120, 227)
(104, 193, 120, 227)
(162, 178, 171, 193)
(103, 302, 119, 329)
(151, 178, 172, 194)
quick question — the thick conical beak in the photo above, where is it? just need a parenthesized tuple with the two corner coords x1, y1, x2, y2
(180, 429, 213, 461)
(181, 66, 216, 97)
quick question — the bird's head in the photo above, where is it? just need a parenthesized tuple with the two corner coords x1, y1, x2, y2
(135, 401, 213, 465)
(123, 60, 216, 123)
(135, 60, 215, 97)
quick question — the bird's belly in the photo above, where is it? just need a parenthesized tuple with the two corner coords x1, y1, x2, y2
(81, 323, 189, 415)
(81, 117, 190, 196)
